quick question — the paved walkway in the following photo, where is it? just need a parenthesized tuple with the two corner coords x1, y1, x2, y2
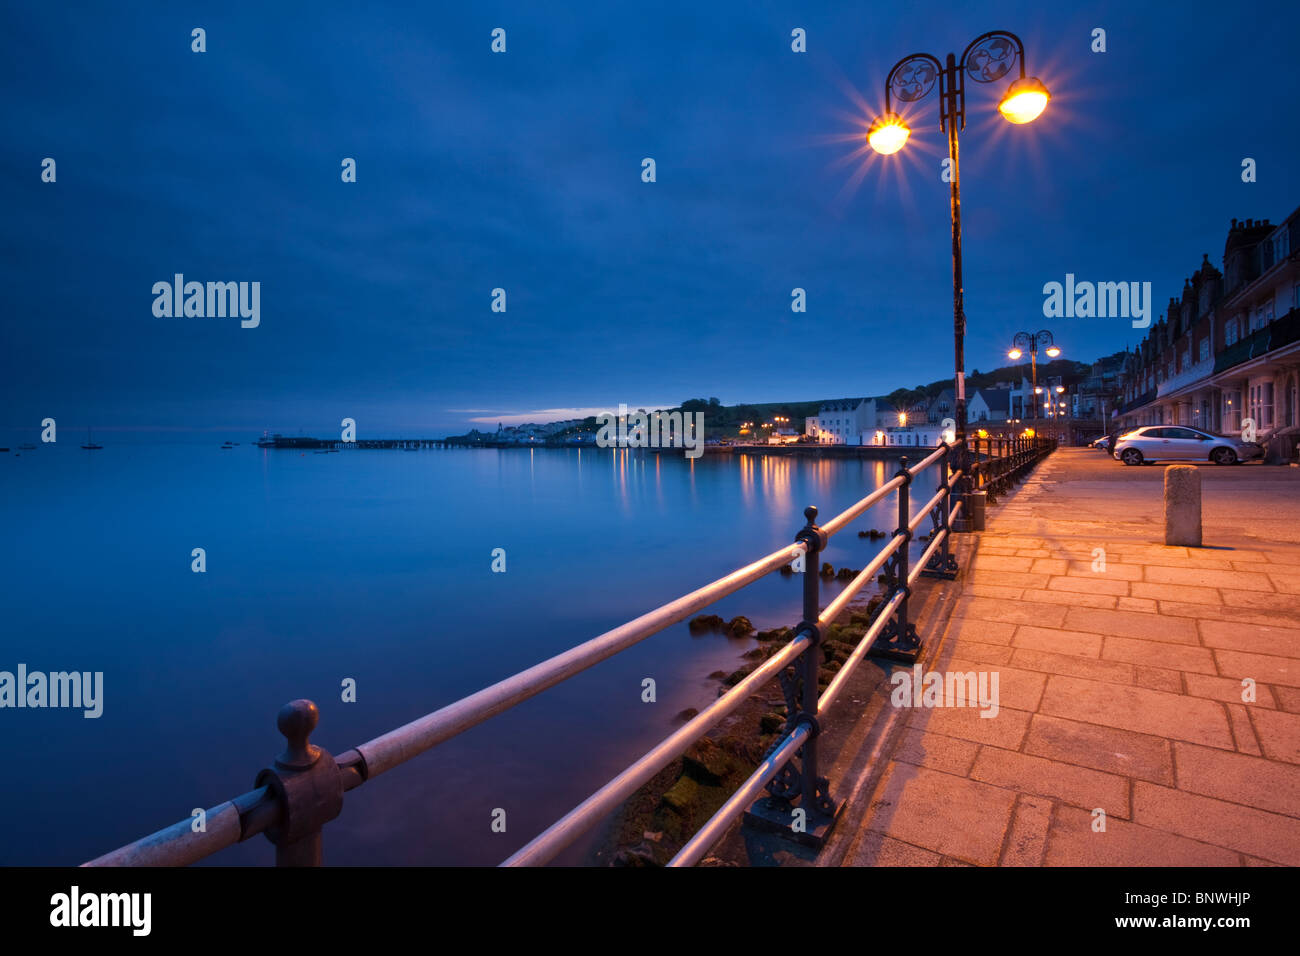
(841, 447, 1300, 866)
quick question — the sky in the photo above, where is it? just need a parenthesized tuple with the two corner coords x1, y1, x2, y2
(2, 0, 1298, 438)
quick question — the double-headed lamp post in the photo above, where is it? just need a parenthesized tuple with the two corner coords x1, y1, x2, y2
(868, 31, 1050, 486)
(1008, 329, 1061, 422)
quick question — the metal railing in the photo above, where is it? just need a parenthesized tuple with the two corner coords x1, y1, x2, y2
(84, 436, 1056, 868)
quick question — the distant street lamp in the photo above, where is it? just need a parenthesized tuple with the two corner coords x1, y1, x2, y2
(1009, 329, 1061, 421)
(869, 31, 1050, 470)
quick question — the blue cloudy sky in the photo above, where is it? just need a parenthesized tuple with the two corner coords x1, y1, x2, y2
(2, 0, 1297, 437)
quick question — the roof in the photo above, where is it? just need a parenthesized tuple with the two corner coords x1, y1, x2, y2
(974, 388, 1011, 412)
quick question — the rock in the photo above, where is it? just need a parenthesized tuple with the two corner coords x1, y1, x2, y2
(759, 712, 785, 734)
(674, 707, 699, 723)
(689, 614, 725, 634)
(682, 739, 734, 783)
(779, 563, 795, 575)
(643, 830, 663, 843)
(611, 843, 660, 867)
(724, 615, 755, 638)
(836, 566, 860, 580)
(742, 647, 766, 660)
(661, 775, 700, 813)
(819, 562, 835, 579)
(723, 663, 756, 686)
(707, 670, 728, 680)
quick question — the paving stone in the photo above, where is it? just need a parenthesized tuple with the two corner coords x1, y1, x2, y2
(1198, 619, 1300, 657)
(954, 597, 1068, 627)
(969, 584, 1025, 601)
(971, 747, 1130, 817)
(891, 728, 980, 777)
(976, 555, 1036, 573)
(945, 617, 1017, 646)
(1039, 675, 1234, 748)
(1250, 708, 1300, 764)
(1000, 794, 1053, 866)
(1132, 665, 1185, 693)
(905, 702, 1032, 749)
(1010, 648, 1135, 685)
(1016, 588, 1118, 610)
(1030, 558, 1071, 575)
(1183, 672, 1276, 708)
(935, 640, 1014, 666)
(1272, 685, 1300, 713)
(844, 829, 943, 867)
(861, 762, 1017, 866)
(1160, 601, 1288, 629)
(1063, 606, 1200, 645)
(1047, 575, 1130, 597)
(1132, 782, 1300, 866)
(1130, 581, 1222, 605)
(1102, 636, 1217, 675)
(1116, 596, 1158, 613)
(1214, 649, 1299, 688)
(1172, 743, 1300, 815)
(1067, 560, 1143, 581)
(1024, 714, 1174, 784)
(1144, 565, 1276, 593)
(942, 659, 1046, 712)
(1013, 625, 1104, 658)
(1044, 805, 1239, 866)
(1225, 703, 1262, 756)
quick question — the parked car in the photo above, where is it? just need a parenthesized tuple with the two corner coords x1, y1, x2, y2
(1090, 436, 1112, 452)
(1111, 426, 1264, 466)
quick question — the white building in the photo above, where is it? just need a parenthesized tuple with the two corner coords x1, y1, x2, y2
(808, 398, 877, 444)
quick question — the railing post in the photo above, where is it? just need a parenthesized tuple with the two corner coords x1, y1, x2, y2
(794, 506, 833, 819)
(870, 457, 921, 663)
(759, 507, 836, 827)
(922, 444, 959, 579)
(255, 699, 344, 866)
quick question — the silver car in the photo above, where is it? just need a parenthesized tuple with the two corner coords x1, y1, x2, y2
(1112, 425, 1263, 466)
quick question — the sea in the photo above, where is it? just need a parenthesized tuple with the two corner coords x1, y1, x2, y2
(0, 437, 940, 865)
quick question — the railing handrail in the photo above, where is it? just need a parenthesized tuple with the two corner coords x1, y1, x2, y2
(85, 436, 1057, 868)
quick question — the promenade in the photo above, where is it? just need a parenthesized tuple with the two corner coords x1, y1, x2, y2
(835, 446, 1300, 866)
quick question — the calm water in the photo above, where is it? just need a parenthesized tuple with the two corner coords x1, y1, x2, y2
(0, 439, 937, 865)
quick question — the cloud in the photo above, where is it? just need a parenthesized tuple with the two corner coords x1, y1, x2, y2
(465, 405, 673, 426)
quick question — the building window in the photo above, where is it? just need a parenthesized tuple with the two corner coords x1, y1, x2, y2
(1225, 318, 1238, 346)
(1199, 338, 1210, 361)
(1249, 382, 1274, 429)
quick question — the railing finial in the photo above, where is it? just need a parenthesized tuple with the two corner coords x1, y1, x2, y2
(276, 699, 322, 770)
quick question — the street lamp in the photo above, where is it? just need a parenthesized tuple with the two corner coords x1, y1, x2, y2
(1009, 329, 1061, 422)
(869, 31, 1050, 481)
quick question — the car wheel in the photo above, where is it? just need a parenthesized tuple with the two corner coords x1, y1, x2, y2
(1120, 448, 1143, 466)
(1210, 447, 1237, 465)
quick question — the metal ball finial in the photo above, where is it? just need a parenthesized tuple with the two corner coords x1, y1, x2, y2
(276, 699, 321, 770)
(804, 505, 818, 523)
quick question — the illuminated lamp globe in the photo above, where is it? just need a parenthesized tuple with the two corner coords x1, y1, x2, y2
(998, 77, 1050, 125)
(868, 113, 910, 154)
(1045, 345, 1061, 357)
(1008, 348, 1023, 360)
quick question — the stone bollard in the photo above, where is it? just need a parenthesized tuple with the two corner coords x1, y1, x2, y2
(1164, 465, 1202, 547)
(968, 490, 987, 532)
